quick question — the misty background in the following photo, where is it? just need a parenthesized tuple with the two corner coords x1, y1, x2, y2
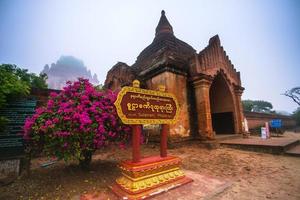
(0, 0, 299, 113)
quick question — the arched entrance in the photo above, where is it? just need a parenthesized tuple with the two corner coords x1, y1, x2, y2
(209, 74, 235, 134)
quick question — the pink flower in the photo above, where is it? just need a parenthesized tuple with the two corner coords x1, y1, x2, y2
(47, 100, 54, 108)
(45, 120, 52, 126)
(119, 143, 126, 150)
(23, 118, 34, 139)
(50, 92, 58, 98)
(53, 118, 59, 123)
(63, 142, 68, 148)
(23, 78, 131, 162)
(54, 131, 71, 137)
(79, 112, 92, 125)
(35, 107, 45, 115)
(63, 116, 71, 121)
(97, 125, 105, 133)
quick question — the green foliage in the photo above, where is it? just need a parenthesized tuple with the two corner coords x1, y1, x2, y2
(242, 99, 273, 113)
(0, 116, 9, 132)
(30, 73, 48, 89)
(0, 64, 47, 108)
(0, 64, 29, 107)
(94, 84, 103, 91)
(292, 107, 300, 125)
(242, 100, 253, 112)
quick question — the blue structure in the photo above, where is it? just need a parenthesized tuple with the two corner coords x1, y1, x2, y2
(270, 119, 282, 128)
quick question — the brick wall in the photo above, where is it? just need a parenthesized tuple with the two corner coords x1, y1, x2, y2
(244, 111, 296, 129)
(30, 88, 61, 107)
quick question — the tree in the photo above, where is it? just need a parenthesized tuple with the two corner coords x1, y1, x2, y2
(242, 100, 273, 113)
(30, 73, 48, 89)
(23, 78, 130, 169)
(0, 64, 47, 108)
(252, 100, 273, 113)
(283, 87, 300, 106)
(242, 100, 254, 112)
(292, 107, 300, 126)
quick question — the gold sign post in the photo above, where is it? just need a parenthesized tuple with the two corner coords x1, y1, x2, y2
(111, 80, 193, 200)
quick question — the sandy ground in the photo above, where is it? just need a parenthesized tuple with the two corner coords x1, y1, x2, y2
(0, 132, 299, 200)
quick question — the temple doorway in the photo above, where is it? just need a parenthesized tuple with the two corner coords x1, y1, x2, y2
(209, 74, 235, 134)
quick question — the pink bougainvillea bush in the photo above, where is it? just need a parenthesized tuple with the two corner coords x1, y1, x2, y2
(23, 78, 130, 168)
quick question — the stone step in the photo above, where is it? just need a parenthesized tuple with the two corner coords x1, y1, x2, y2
(283, 139, 300, 151)
(0, 108, 35, 113)
(215, 134, 242, 141)
(220, 137, 300, 154)
(0, 98, 36, 159)
(285, 144, 300, 157)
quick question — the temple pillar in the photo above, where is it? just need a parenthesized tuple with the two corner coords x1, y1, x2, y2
(234, 86, 245, 134)
(192, 77, 214, 139)
(146, 71, 190, 138)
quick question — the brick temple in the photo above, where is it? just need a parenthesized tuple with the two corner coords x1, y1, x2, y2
(104, 10, 245, 140)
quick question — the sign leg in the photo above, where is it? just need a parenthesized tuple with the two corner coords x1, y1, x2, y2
(132, 125, 142, 163)
(160, 124, 168, 157)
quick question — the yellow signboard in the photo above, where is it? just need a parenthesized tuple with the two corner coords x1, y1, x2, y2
(114, 83, 180, 125)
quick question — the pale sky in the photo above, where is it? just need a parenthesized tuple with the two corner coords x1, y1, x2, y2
(0, 0, 299, 113)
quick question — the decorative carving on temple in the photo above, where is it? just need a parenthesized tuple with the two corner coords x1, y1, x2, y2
(189, 35, 241, 87)
(234, 85, 245, 96)
(104, 62, 136, 91)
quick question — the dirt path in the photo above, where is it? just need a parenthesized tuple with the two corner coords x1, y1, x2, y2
(176, 145, 300, 200)
(1, 133, 299, 200)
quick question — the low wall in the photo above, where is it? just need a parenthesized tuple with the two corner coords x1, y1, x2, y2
(29, 89, 298, 131)
(30, 88, 61, 107)
(244, 111, 296, 130)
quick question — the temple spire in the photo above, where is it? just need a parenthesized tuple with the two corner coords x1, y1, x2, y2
(155, 10, 174, 36)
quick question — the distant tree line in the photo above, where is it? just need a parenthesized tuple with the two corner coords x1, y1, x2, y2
(0, 64, 47, 107)
(242, 86, 300, 126)
(242, 100, 274, 113)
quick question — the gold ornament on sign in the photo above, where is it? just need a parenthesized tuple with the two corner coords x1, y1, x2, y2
(133, 79, 140, 88)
